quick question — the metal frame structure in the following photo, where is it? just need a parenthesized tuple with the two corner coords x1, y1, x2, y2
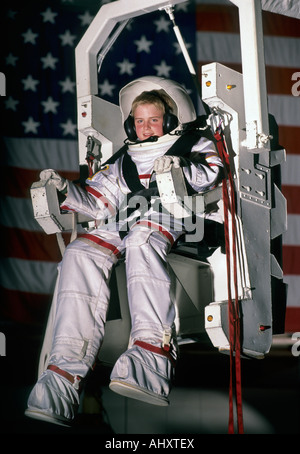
(31, 0, 287, 370)
(74, 0, 287, 359)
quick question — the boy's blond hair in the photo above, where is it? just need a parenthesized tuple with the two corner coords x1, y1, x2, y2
(131, 90, 175, 116)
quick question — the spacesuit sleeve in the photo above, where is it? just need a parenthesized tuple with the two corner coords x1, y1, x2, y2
(182, 136, 223, 192)
(60, 169, 122, 221)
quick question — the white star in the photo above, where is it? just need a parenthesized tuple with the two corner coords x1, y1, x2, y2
(117, 58, 136, 75)
(173, 40, 192, 55)
(153, 60, 172, 77)
(41, 96, 59, 114)
(41, 7, 58, 24)
(78, 11, 94, 26)
(59, 30, 77, 46)
(41, 52, 58, 70)
(60, 119, 77, 136)
(134, 35, 153, 53)
(154, 16, 171, 33)
(176, 3, 189, 12)
(98, 79, 116, 97)
(59, 76, 75, 93)
(22, 28, 38, 44)
(22, 116, 40, 134)
(5, 96, 19, 111)
(22, 75, 39, 92)
(6, 53, 18, 66)
(7, 10, 17, 20)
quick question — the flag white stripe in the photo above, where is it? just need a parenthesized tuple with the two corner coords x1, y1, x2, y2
(264, 36, 300, 68)
(3, 137, 79, 171)
(197, 32, 241, 64)
(197, 32, 300, 68)
(268, 95, 300, 127)
(283, 275, 300, 307)
(281, 154, 300, 186)
(283, 215, 300, 245)
(0, 258, 58, 294)
(1, 197, 42, 231)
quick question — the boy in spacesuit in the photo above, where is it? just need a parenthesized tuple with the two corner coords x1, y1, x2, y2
(25, 76, 223, 426)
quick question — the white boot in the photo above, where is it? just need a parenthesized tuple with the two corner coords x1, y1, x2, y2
(25, 366, 81, 426)
(110, 339, 176, 406)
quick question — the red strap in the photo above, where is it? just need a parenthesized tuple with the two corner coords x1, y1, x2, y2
(134, 340, 176, 368)
(134, 220, 175, 246)
(78, 233, 121, 257)
(47, 365, 81, 389)
(215, 129, 244, 435)
(86, 155, 95, 177)
(85, 186, 116, 216)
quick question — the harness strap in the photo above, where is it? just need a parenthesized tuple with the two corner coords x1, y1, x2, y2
(121, 131, 203, 195)
(134, 220, 175, 246)
(47, 365, 82, 391)
(134, 340, 176, 368)
(214, 129, 244, 435)
(77, 233, 122, 257)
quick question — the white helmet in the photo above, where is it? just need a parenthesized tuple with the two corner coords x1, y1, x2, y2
(119, 76, 197, 126)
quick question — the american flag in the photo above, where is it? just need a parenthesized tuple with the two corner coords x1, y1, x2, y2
(0, 0, 299, 333)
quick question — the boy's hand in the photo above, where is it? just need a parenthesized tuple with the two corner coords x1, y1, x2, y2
(39, 169, 68, 194)
(153, 156, 185, 174)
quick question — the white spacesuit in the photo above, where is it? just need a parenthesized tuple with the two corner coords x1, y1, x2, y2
(25, 76, 223, 426)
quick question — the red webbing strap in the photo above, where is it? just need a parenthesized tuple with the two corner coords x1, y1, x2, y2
(77, 233, 121, 257)
(47, 365, 82, 389)
(134, 340, 176, 368)
(214, 129, 244, 434)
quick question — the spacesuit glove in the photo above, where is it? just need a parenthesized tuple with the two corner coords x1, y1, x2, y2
(154, 155, 188, 174)
(40, 168, 68, 194)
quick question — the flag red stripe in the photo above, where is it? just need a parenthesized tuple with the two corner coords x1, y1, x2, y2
(0, 167, 79, 198)
(263, 11, 300, 38)
(0, 286, 51, 325)
(282, 186, 300, 214)
(266, 67, 300, 96)
(196, 5, 239, 34)
(278, 126, 300, 155)
(282, 245, 300, 275)
(196, 5, 300, 37)
(0, 226, 70, 262)
(284, 307, 300, 332)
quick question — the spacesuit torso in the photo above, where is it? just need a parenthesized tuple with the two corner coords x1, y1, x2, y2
(62, 130, 223, 245)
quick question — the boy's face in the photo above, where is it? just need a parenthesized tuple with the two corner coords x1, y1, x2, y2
(133, 103, 164, 141)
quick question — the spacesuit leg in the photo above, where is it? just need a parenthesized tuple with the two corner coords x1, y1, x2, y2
(25, 237, 120, 425)
(109, 226, 177, 406)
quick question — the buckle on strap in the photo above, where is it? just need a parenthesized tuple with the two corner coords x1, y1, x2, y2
(47, 365, 82, 390)
(134, 340, 176, 368)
